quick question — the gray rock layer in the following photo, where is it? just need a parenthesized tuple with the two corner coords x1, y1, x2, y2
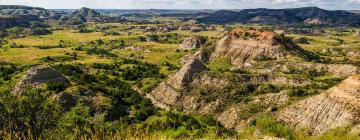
(12, 66, 68, 95)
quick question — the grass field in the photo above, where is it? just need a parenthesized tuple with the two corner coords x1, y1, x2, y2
(13, 30, 122, 46)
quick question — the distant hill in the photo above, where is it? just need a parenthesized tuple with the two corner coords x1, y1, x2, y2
(0, 6, 124, 25)
(59, 7, 125, 25)
(198, 7, 360, 27)
(0, 5, 60, 19)
(0, 15, 40, 29)
(348, 10, 360, 14)
(59, 7, 102, 25)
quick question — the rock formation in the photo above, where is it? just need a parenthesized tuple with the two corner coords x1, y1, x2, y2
(278, 75, 360, 135)
(210, 28, 311, 67)
(12, 66, 68, 95)
(180, 36, 207, 50)
(148, 28, 360, 134)
(147, 51, 207, 109)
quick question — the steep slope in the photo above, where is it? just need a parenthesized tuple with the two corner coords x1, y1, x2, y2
(278, 75, 360, 135)
(180, 36, 207, 50)
(198, 7, 360, 27)
(147, 51, 207, 109)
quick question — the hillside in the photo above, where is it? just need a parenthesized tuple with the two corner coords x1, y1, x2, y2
(198, 7, 360, 27)
(59, 7, 124, 25)
(278, 75, 360, 135)
(0, 3, 360, 139)
(0, 5, 60, 19)
(148, 28, 359, 135)
(0, 15, 41, 29)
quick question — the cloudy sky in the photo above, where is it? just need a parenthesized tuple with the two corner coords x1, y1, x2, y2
(0, 0, 359, 10)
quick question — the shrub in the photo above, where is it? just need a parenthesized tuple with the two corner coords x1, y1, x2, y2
(252, 115, 293, 139)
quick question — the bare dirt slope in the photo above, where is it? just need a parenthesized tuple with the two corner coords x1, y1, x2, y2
(278, 75, 360, 135)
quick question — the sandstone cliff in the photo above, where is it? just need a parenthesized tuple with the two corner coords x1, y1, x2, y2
(278, 75, 360, 135)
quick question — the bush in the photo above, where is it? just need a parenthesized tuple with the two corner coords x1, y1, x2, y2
(46, 82, 67, 92)
(0, 89, 62, 138)
(254, 84, 281, 95)
(252, 115, 293, 139)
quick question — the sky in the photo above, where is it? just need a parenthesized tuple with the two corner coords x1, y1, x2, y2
(0, 0, 359, 10)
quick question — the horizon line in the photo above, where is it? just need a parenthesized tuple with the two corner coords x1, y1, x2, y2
(1, 5, 359, 11)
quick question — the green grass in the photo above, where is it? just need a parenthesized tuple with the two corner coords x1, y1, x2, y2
(13, 30, 122, 46)
(207, 57, 231, 72)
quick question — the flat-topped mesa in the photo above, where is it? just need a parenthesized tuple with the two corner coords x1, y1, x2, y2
(278, 75, 360, 135)
(211, 28, 313, 67)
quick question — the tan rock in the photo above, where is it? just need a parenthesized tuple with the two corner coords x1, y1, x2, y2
(180, 36, 207, 50)
(278, 75, 360, 135)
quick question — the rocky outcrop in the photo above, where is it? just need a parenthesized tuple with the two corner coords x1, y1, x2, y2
(147, 50, 207, 109)
(210, 29, 311, 67)
(278, 75, 360, 135)
(180, 36, 207, 50)
(12, 66, 68, 95)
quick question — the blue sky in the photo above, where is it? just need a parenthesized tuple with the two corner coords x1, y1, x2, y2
(0, 0, 359, 10)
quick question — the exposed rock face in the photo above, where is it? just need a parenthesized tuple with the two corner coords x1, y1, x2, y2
(210, 29, 310, 67)
(12, 66, 68, 95)
(147, 50, 207, 109)
(180, 36, 207, 50)
(278, 75, 360, 135)
(149, 28, 359, 134)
